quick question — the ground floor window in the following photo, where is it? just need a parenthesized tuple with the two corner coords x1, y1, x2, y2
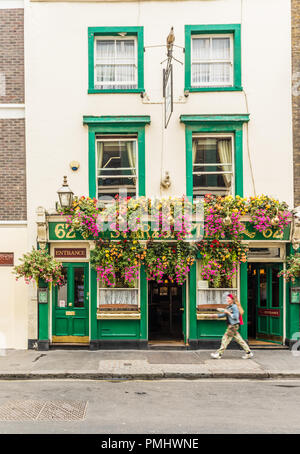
(97, 275, 139, 312)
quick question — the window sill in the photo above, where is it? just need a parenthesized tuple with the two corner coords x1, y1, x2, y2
(88, 88, 145, 94)
(186, 86, 243, 92)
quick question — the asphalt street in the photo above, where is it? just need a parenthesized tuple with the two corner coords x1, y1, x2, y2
(0, 379, 299, 434)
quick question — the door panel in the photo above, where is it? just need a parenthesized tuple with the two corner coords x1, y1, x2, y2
(52, 263, 89, 342)
(256, 263, 283, 342)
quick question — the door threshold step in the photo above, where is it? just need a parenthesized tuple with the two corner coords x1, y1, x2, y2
(148, 341, 188, 350)
(50, 343, 90, 349)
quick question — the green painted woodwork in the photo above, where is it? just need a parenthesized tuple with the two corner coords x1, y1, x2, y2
(140, 265, 148, 340)
(88, 26, 144, 94)
(239, 261, 248, 340)
(38, 278, 49, 341)
(251, 263, 283, 342)
(188, 262, 197, 342)
(181, 115, 250, 198)
(83, 116, 151, 126)
(182, 281, 187, 343)
(52, 263, 89, 338)
(90, 268, 98, 341)
(180, 115, 249, 124)
(197, 320, 227, 338)
(83, 115, 150, 199)
(285, 245, 300, 343)
(184, 24, 242, 92)
(98, 319, 140, 339)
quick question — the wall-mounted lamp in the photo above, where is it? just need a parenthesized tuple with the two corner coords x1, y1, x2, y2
(57, 176, 74, 209)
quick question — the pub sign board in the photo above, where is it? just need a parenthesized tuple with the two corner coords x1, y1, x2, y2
(0, 253, 14, 266)
(49, 221, 291, 242)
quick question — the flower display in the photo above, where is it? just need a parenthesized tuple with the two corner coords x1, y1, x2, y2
(13, 248, 64, 288)
(278, 253, 300, 283)
(58, 193, 292, 289)
(144, 241, 197, 285)
(247, 195, 292, 233)
(197, 239, 248, 288)
(90, 237, 146, 288)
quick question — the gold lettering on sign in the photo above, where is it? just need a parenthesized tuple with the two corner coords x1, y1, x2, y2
(243, 229, 256, 239)
(55, 223, 66, 239)
(54, 223, 76, 239)
(262, 229, 273, 239)
(273, 230, 284, 240)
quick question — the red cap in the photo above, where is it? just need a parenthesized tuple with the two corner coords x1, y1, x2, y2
(227, 293, 234, 300)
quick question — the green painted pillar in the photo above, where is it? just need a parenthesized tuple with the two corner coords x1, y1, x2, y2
(37, 278, 49, 350)
(189, 262, 197, 341)
(90, 269, 98, 341)
(239, 262, 248, 340)
(140, 265, 148, 340)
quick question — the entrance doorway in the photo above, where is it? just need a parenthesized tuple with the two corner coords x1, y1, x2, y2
(247, 263, 283, 344)
(148, 282, 184, 342)
(52, 262, 89, 343)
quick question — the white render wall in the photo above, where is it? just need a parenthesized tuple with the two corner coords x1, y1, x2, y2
(24, 0, 293, 244)
(0, 225, 29, 349)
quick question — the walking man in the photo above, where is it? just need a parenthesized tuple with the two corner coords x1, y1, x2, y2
(211, 294, 254, 359)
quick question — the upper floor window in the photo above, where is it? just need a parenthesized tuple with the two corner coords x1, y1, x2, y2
(185, 24, 242, 92)
(192, 135, 234, 197)
(88, 27, 144, 94)
(191, 35, 233, 87)
(95, 37, 137, 90)
(97, 136, 137, 201)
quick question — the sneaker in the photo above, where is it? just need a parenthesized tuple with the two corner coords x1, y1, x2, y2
(211, 352, 222, 359)
(242, 351, 254, 359)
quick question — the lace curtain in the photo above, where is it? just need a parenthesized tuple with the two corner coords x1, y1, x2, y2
(192, 37, 231, 85)
(95, 39, 137, 89)
(197, 289, 237, 306)
(98, 289, 139, 306)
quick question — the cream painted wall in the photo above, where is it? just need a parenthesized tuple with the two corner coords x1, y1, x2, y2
(0, 225, 29, 349)
(24, 0, 293, 243)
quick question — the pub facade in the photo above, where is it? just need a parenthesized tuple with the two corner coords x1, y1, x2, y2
(1, 0, 299, 350)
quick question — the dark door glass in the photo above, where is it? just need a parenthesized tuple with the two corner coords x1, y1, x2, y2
(74, 267, 85, 308)
(271, 267, 280, 308)
(259, 267, 267, 307)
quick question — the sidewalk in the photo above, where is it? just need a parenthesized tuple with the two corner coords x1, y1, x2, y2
(0, 349, 300, 380)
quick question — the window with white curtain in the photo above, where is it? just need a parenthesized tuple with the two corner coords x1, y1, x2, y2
(191, 35, 233, 87)
(94, 37, 137, 89)
(97, 136, 137, 201)
(192, 135, 234, 196)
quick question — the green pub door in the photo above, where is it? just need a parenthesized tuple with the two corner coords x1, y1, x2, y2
(248, 263, 283, 343)
(52, 263, 89, 343)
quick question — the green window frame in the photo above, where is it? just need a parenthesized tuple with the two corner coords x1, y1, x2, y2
(88, 27, 145, 94)
(185, 24, 242, 92)
(180, 114, 250, 198)
(83, 116, 150, 198)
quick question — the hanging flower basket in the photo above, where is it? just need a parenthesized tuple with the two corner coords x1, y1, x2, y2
(278, 253, 300, 283)
(13, 248, 64, 288)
